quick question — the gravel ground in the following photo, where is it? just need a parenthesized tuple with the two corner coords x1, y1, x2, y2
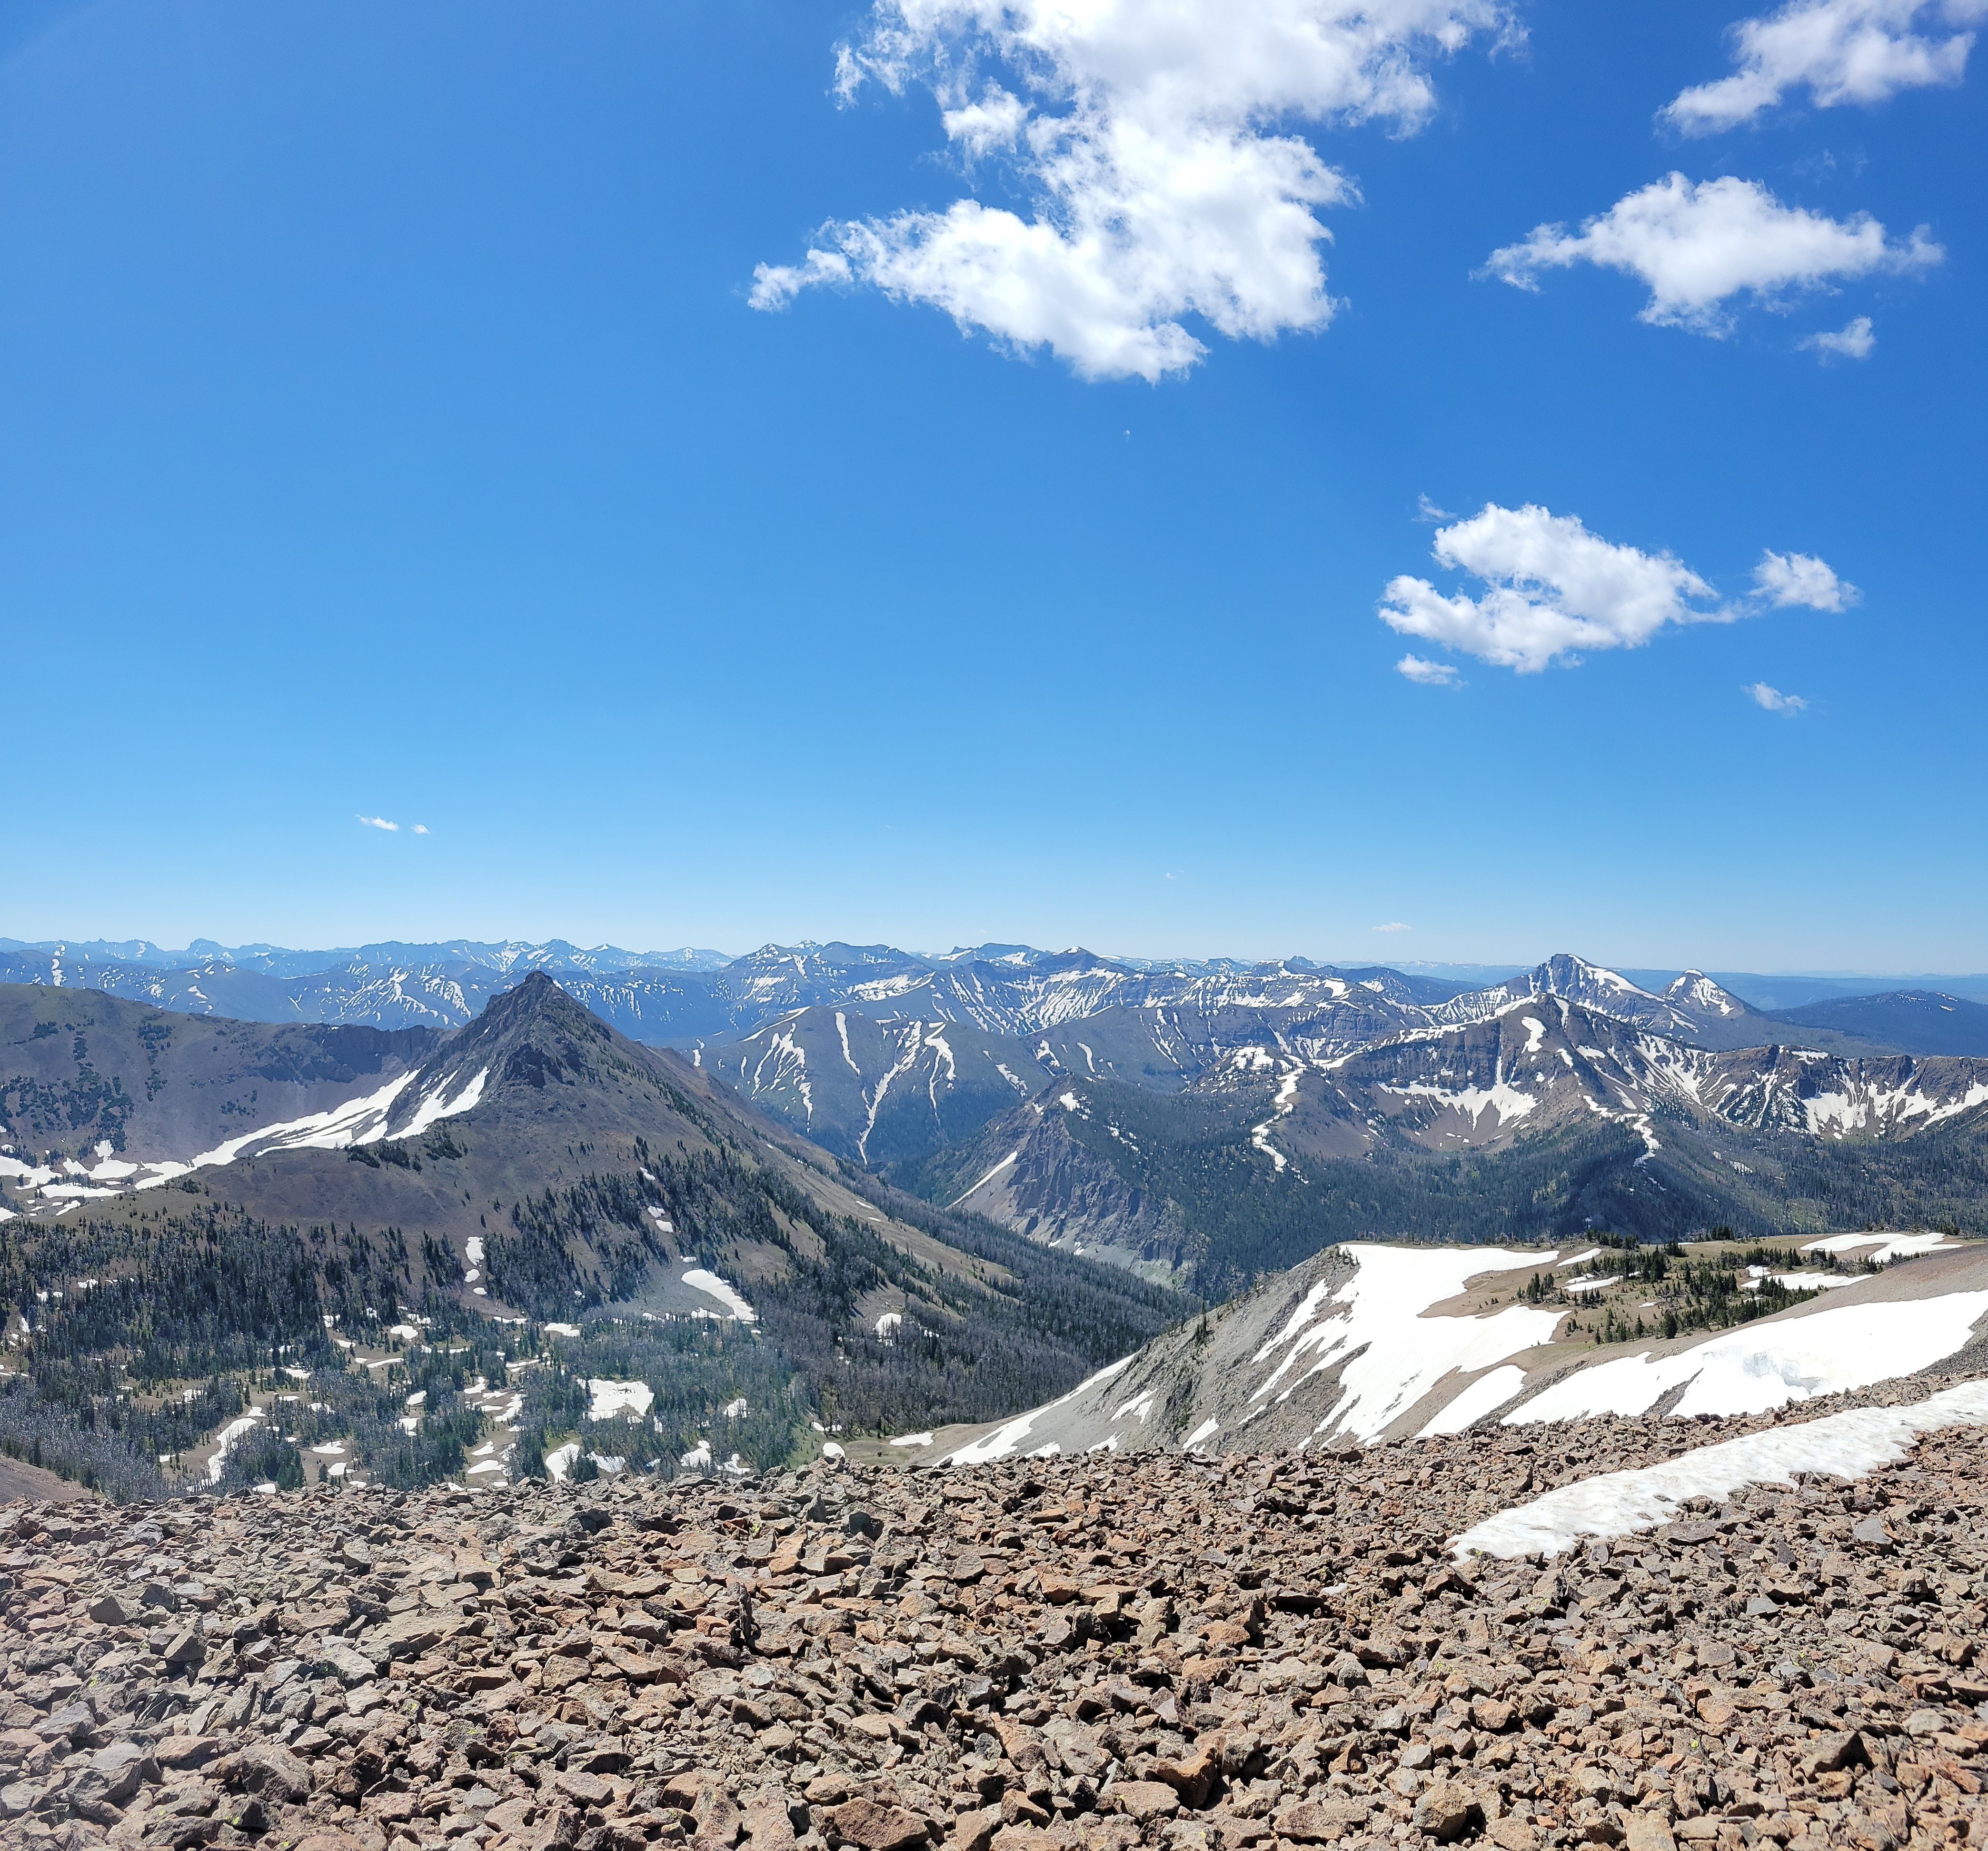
(6, 1377, 1988, 1851)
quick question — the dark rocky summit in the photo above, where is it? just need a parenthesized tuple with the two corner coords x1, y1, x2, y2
(4, 1389, 1988, 1851)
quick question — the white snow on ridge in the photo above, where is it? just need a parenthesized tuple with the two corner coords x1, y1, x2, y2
(1507, 1291, 1988, 1425)
(948, 1150, 1019, 1208)
(680, 1267, 756, 1323)
(1251, 1245, 1562, 1443)
(1383, 1078, 1537, 1128)
(398, 1065, 489, 1140)
(943, 1354, 1135, 1465)
(10, 1055, 492, 1211)
(1457, 1378, 1988, 1560)
(1418, 1364, 1528, 1437)
(1804, 1230, 1957, 1264)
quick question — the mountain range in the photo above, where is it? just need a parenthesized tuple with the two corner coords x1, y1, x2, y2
(7, 942, 1988, 1502)
(0, 971, 1193, 1494)
(11, 944, 1988, 1296)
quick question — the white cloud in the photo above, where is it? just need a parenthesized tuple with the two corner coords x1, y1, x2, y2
(751, 0, 1512, 381)
(1663, 0, 1986, 134)
(1378, 504, 1850, 674)
(1745, 681, 1810, 712)
(1396, 653, 1462, 685)
(1754, 548, 1859, 608)
(412, 824, 431, 836)
(357, 815, 400, 832)
(1372, 921, 1413, 933)
(1801, 313, 1877, 358)
(1484, 173, 1941, 334)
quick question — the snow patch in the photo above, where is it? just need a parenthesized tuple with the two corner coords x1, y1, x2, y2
(1251, 1245, 1562, 1443)
(681, 1267, 756, 1323)
(1458, 1378, 1988, 1559)
(1508, 1291, 1988, 1424)
(586, 1379, 655, 1421)
(1418, 1364, 1528, 1436)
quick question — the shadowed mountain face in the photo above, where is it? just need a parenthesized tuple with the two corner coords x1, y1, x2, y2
(1764, 990, 1988, 1058)
(0, 983, 438, 1173)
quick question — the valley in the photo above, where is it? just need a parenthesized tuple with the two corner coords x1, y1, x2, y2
(3, 937, 1988, 1511)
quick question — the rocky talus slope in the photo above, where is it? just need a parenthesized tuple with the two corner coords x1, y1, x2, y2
(7, 1388, 1988, 1851)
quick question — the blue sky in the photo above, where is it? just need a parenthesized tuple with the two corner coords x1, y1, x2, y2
(2, 0, 1982, 970)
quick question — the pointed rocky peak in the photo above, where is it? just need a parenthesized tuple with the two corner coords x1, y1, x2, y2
(1664, 970, 1750, 1019)
(414, 970, 616, 1098)
(1534, 953, 1654, 1005)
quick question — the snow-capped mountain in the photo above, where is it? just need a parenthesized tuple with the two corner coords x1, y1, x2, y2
(1430, 953, 1767, 1047)
(924, 995, 1988, 1286)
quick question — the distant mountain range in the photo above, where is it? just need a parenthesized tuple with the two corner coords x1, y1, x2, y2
(7, 951, 1988, 1496)
(10, 939, 1988, 1301)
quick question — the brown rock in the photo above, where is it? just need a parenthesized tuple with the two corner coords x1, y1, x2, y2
(696, 1787, 746, 1846)
(488, 1797, 537, 1836)
(1624, 1816, 1677, 1851)
(555, 1769, 613, 1806)
(1272, 1796, 1371, 1841)
(1149, 1742, 1217, 1808)
(1113, 1781, 1181, 1823)
(825, 1794, 935, 1851)
(1803, 1731, 1869, 1777)
(1695, 1696, 1736, 1732)
(1411, 1779, 1481, 1844)
(154, 1737, 220, 1771)
(227, 1742, 311, 1803)
(951, 1805, 1004, 1851)
(744, 1799, 798, 1851)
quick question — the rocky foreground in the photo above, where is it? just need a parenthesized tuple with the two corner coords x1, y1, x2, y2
(6, 1387, 1988, 1851)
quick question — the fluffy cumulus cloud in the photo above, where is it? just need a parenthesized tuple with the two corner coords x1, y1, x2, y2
(1379, 503, 1851, 676)
(1746, 681, 1810, 712)
(1801, 313, 1877, 358)
(1484, 173, 1940, 334)
(1663, 0, 1987, 133)
(751, 0, 1511, 381)
(357, 815, 400, 832)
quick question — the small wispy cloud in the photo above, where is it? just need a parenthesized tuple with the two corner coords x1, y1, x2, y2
(1415, 494, 1455, 524)
(1800, 315, 1876, 361)
(1753, 549, 1858, 611)
(412, 824, 431, 836)
(357, 815, 400, 832)
(1745, 682, 1809, 714)
(1372, 921, 1413, 933)
(1396, 654, 1462, 687)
